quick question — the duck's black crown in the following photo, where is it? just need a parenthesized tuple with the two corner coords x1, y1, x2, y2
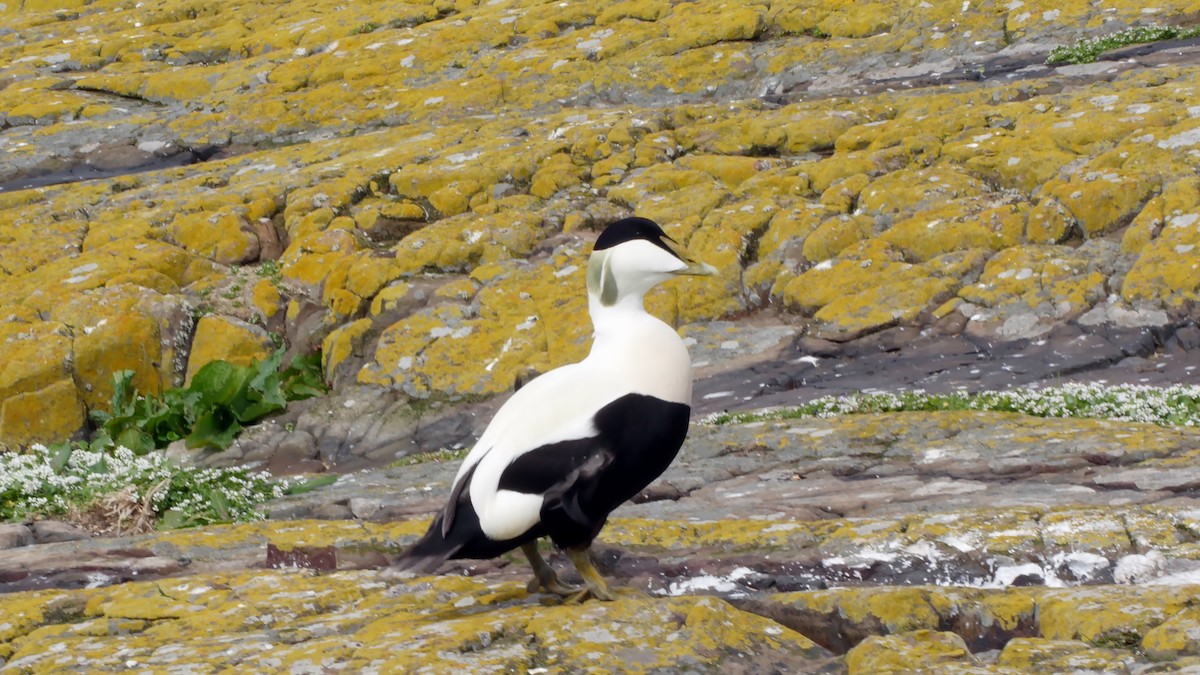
(594, 217, 679, 258)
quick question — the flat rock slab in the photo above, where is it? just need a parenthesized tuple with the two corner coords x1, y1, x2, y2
(5, 411, 1200, 671)
(218, 317, 1200, 472)
(693, 321, 1200, 417)
(6, 0, 1200, 455)
(2, 539, 1199, 673)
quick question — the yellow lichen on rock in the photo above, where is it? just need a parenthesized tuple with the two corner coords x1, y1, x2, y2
(605, 516, 834, 552)
(530, 152, 586, 199)
(845, 630, 974, 674)
(0, 378, 87, 447)
(946, 130, 1078, 197)
(959, 245, 1107, 314)
(1040, 508, 1133, 556)
(0, 563, 829, 672)
(280, 230, 366, 299)
(1121, 178, 1200, 308)
(831, 587, 944, 633)
(1025, 198, 1078, 245)
(1037, 585, 1198, 645)
(184, 315, 273, 384)
(323, 253, 402, 311)
(391, 212, 542, 275)
(322, 317, 372, 383)
(782, 259, 955, 335)
(882, 200, 1026, 262)
(858, 165, 985, 219)
(782, 259, 892, 313)
(1143, 606, 1200, 659)
(368, 282, 416, 317)
(672, 199, 774, 322)
(2, 0, 1200, 452)
(675, 154, 781, 189)
(1044, 170, 1159, 239)
(813, 271, 957, 337)
(140, 68, 215, 103)
(0, 589, 84, 649)
(71, 311, 165, 409)
(996, 637, 1131, 671)
(169, 209, 262, 265)
(803, 214, 875, 261)
(347, 592, 826, 672)
(359, 304, 471, 394)
(0, 322, 73, 404)
(250, 278, 282, 319)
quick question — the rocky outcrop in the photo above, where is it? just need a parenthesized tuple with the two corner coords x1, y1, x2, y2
(4, 0, 1200, 670)
(2, 0, 1200, 447)
(5, 410, 1200, 670)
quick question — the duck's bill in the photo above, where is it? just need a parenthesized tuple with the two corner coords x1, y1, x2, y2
(663, 237, 718, 276)
(673, 259, 718, 276)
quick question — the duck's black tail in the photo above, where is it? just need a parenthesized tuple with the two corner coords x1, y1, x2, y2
(392, 513, 462, 574)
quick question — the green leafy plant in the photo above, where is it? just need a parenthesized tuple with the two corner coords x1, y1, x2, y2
(1047, 24, 1200, 64)
(90, 349, 329, 453)
(280, 351, 329, 400)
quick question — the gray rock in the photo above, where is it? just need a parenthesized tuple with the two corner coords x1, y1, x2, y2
(30, 520, 91, 544)
(1078, 302, 1169, 328)
(0, 542, 186, 593)
(997, 313, 1047, 340)
(1092, 467, 1200, 492)
(272, 430, 319, 465)
(349, 497, 384, 520)
(304, 502, 355, 520)
(1055, 61, 1128, 77)
(0, 523, 33, 550)
(1176, 325, 1200, 351)
(163, 439, 198, 466)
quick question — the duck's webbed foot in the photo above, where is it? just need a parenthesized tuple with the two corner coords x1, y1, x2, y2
(521, 542, 582, 596)
(564, 547, 616, 602)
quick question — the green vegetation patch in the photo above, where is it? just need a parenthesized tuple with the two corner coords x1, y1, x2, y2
(91, 350, 327, 453)
(1047, 24, 1200, 64)
(701, 383, 1200, 427)
(0, 443, 300, 530)
(0, 350, 336, 531)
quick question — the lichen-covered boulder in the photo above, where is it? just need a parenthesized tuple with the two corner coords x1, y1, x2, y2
(1143, 606, 1200, 659)
(1122, 178, 1200, 308)
(184, 315, 273, 385)
(3, 0, 1200, 451)
(845, 630, 975, 674)
(0, 378, 86, 448)
(0, 568, 834, 673)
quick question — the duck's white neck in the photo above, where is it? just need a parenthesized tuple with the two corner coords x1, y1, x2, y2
(588, 292, 652, 337)
(584, 291, 693, 404)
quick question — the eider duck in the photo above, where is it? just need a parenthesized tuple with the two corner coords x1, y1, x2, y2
(393, 216, 715, 601)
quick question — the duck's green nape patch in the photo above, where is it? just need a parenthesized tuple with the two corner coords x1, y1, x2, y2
(700, 383, 1200, 428)
(586, 249, 619, 307)
(1047, 24, 1200, 65)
